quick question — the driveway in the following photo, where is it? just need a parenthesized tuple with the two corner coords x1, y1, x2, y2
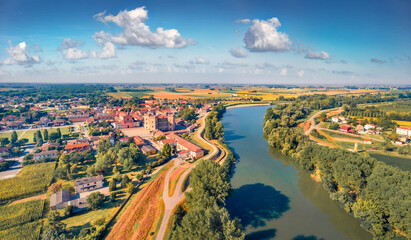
(0, 145, 35, 180)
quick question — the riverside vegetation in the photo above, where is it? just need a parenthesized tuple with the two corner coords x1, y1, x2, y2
(168, 104, 244, 240)
(263, 93, 410, 239)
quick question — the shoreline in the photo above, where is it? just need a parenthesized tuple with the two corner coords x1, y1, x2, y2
(225, 103, 271, 109)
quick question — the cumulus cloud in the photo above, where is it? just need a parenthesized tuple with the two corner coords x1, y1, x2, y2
(280, 68, 287, 76)
(229, 48, 248, 58)
(297, 70, 304, 77)
(59, 39, 88, 61)
(190, 57, 209, 65)
(235, 19, 250, 24)
(90, 31, 116, 59)
(305, 50, 329, 60)
(244, 17, 292, 52)
(371, 58, 385, 64)
(94, 6, 192, 49)
(1, 42, 41, 66)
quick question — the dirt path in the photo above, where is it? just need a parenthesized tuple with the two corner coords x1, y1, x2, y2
(10, 193, 47, 205)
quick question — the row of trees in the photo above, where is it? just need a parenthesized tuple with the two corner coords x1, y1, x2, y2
(204, 104, 226, 140)
(263, 95, 410, 239)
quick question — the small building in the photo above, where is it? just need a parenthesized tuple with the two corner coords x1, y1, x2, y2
(396, 127, 411, 137)
(340, 124, 352, 133)
(141, 145, 156, 156)
(364, 124, 376, 131)
(50, 189, 70, 210)
(0, 146, 12, 158)
(119, 137, 129, 143)
(331, 116, 340, 123)
(133, 136, 146, 147)
(74, 175, 104, 194)
(65, 142, 90, 153)
(356, 125, 365, 134)
(34, 150, 58, 161)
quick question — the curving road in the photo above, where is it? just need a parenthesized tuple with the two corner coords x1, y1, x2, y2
(156, 112, 218, 240)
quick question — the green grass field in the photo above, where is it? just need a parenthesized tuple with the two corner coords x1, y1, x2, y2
(0, 126, 71, 144)
(369, 153, 411, 172)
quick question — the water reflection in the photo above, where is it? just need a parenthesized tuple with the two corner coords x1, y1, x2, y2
(227, 183, 290, 228)
(245, 229, 277, 240)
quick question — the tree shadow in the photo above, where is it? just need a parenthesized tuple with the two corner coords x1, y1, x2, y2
(292, 235, 325, 240)
(224, 130, 245, 141)
(227, 183, 290, 228)
(245, 229, 277, 240)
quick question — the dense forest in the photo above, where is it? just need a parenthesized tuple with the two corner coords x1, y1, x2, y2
(263, 94, 410, 239)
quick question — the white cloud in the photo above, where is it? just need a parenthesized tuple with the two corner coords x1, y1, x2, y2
(90, 32, 116, 59)
(1, 42, 41, 66)
(59, 39, 88, 61)
(235, 19, 250, 24)
(229, 48, 248, 58)
(305, 50, 329, 60)
(297, 70, 304, 77)
(244, 17, 292, 52)
(280, 68, 287, 76)
(94, 6, 192, 49)
(190, 57, 209, 64)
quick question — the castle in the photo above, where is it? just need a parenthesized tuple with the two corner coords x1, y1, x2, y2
(144, 113, 175, 132)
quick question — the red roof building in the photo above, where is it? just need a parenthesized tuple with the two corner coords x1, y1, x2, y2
(65, 142, 90, 153)
(340, 124, 352, 133)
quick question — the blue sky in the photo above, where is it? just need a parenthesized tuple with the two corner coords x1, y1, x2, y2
(0, 0, 410, 84)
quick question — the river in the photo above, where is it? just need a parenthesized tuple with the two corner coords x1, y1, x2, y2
(222, 106, 372, 240)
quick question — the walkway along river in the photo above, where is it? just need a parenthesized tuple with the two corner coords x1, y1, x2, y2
(222, 106, 372, 240)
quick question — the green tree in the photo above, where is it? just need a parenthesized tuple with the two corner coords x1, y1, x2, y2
(186, 160, 231, 209)
(10, 131, 18, 144)
(86, 192, 105, 210)
(161, 142, 172, 160)
(43, 129, 49, 141)
(64, 205, 75, 217)
(121, 174, 131, 189)
(171, 204, 244, 240)
(56, 128, 61, 138)
(0, 138, 10, 146)
(109, 179, 117, 192)
(126, 182, 134, 193)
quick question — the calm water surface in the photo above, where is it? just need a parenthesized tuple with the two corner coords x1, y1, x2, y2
(222, 106, 372, 240)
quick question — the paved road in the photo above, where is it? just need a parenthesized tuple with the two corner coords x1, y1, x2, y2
(156, 112, 218, 240)
(0, 146, 35, 180)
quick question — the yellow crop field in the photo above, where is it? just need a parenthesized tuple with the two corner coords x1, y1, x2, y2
(396, 121, 411, 127)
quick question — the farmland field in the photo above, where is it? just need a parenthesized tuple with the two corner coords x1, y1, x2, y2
(378, 100, 411, 113)
(0, 199, 45, 240)
(369, 153, 411, 172)
(395, 121, 411, 127)
(0, 162, 55, 203)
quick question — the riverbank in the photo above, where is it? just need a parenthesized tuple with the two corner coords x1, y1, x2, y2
(223, 105, 373, 240)
(225, 102, 271, 109)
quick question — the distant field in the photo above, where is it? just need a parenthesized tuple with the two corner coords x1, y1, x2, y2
(369, 153, 411, 172)
(0, 126, 71, 144)
(396, 121, 411, 127)
(377, 100, 411, 113)
(107, 91, 132, 98)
